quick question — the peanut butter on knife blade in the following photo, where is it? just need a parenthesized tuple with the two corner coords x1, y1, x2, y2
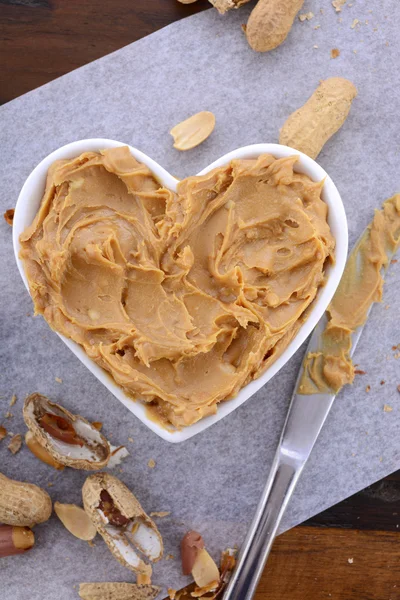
(299, 194, 400, 394)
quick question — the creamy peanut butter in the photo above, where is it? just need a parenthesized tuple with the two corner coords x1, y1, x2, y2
(299, 194, 400, 394)
(20, 147, 334, 427)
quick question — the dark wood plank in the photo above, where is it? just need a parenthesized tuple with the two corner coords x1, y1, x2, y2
(255, 526, 400, 600)
(304, 471, 400, 532)
(0, 0, 208, 103)
(167, 526, 400, 600)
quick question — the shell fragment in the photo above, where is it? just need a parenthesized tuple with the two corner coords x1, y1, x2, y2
(25, 431, 65, 470)
(107, 445, 130, 469)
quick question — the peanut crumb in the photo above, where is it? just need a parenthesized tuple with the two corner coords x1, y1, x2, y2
(353, 49, 358, 54)
(384, 404, 393, 412)
(314, 24, 321, 29)
(348, 558, 354, 564)
(3, 208, 14, 226)
(354, 369, 366, 375)
(5, 412, 13, 419)
(385, 305, 390, 310)
(395, 353, 400, 359)
(148, 458, 156, 469)
(8, 433, 22, 454)
(313, 45, 319, 49)
(366, 385, 371, 393)
(165, 553, 175, 561)
(299, 12, 314, 21)
(0, 425, 7, 441)
(150, 511, 170, 518)
(332, 0, 346, 12)
(47, 482, 54, 487)
(55, 377, 63, 383)
(380, 380, 385, 385)
(351, 18, 360, 29)
(128, 437, 134, 443)
(9, 394, 17, 407)
(331, 48, 340, 58)
(390, 259, 398, 264)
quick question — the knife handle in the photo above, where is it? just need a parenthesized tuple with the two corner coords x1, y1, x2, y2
(221, 450, 301, 600)
(222, 391, 336, 600)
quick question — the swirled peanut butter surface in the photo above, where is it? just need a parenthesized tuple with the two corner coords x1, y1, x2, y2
(20, 147, 334, 428)
(299, 194, 400, 394)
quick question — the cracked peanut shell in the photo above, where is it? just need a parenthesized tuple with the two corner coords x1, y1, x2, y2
(23, 393, 111, 470)
(82, 473, 163, 575)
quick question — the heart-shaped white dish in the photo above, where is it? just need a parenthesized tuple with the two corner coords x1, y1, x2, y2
(13, 139, 348, 443)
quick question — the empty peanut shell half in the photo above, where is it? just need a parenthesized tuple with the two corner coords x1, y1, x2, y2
(79, 582, 160, 600)
(170, 111, 215, 151)
(23, 393, 111, 470)
(54, 502, 97, 541)
(82, 473, 163, 575)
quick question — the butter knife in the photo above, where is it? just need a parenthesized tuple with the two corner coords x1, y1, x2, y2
(222, 241, 398, 600)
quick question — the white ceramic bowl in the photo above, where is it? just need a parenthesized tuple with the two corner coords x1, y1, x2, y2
(13, 139, 348, 443)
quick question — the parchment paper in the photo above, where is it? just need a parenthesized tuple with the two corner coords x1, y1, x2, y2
(1, 2, 399, 598)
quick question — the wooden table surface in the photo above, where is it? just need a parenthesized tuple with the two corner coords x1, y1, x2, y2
(2, 2, 400, 599)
